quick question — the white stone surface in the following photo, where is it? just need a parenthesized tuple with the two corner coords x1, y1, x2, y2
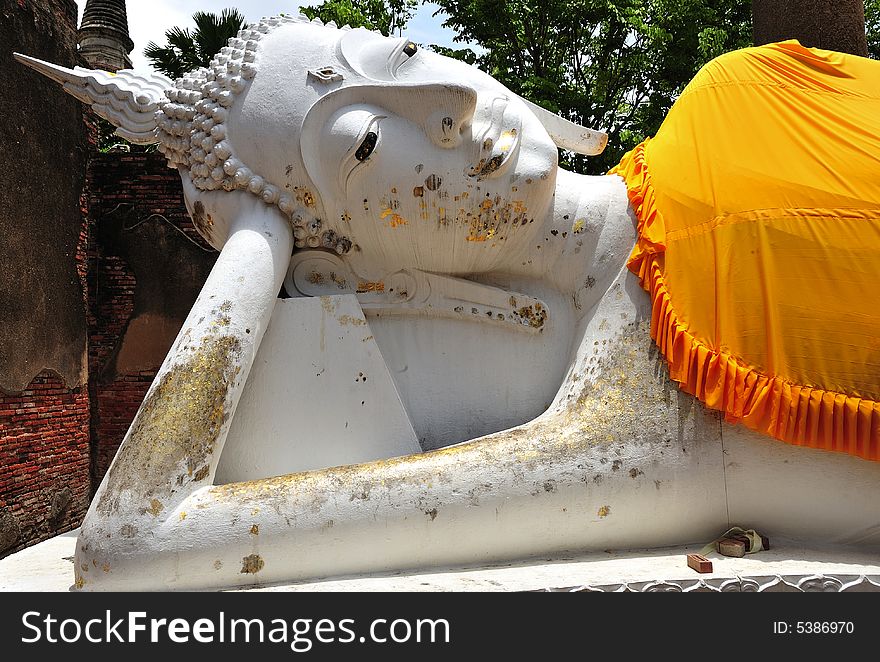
(0, 530, 80, 593)
(724, 425, 880, 547)
(217, 295, 420, 481)
(3, 530, 878, 593)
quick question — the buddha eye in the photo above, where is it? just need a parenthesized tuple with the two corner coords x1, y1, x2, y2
(403, 42, 418, 57)
(355, 131, 378, 161)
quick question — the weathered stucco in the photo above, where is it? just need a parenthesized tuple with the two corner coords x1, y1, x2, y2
(0, 0, 89, 393)
(97, 331, 242, 518)
(0, 0, 92, 559)
(86, 153, 218, 483)
(89, 154, 218, 383)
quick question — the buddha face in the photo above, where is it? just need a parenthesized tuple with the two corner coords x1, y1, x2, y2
(225, 21, 559, 274)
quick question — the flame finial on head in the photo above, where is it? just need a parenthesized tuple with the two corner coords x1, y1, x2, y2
(14, 53, 171, 144)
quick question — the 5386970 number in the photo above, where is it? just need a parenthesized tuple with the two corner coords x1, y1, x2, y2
(774, 621, 854, 635)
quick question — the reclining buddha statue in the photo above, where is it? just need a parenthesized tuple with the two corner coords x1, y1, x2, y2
(16, 15, 880, 590)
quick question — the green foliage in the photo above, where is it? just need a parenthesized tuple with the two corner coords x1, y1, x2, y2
(95, 116, 158, 153)
(430, 45, 479, 64)
(867, 0, 880, 59)
(301, 0, 417, 36)
(96, 116, 130, 153)
(430, 0, 752, 174)
(144, 8, 248, 79)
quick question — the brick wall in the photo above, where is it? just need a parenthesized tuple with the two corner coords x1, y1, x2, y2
(87, 249, 143, 479)
(0, 0, 92, 557)
(1, 138, 215, 558)
(87, 153, 216, 482)
(2, 0, 216, 556)
(0, 374, 90, 554)
(0, 111, 95, 557)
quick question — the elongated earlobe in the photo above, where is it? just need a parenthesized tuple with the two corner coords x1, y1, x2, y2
(517, 95, 608, 156)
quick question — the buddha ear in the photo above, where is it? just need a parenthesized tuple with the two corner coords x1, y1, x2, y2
(516, 95, 608, 156)
(14, 54, 172, 144)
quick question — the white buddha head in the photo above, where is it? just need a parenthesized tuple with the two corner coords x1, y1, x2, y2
(19, 14, 605, 274)
(181, 17, 564, 274)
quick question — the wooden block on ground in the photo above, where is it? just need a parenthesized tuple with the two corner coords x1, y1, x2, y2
(687, 554, 713, 573)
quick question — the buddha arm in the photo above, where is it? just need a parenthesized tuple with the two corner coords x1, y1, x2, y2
(74, 196, 292, 589)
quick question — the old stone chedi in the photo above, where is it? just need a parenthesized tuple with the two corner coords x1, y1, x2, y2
(16, 15, 880, 590)
(77, 0, 134, 71)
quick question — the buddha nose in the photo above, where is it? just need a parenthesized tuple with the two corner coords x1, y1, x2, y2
(387, 82, 477, 149)
(422, 84, 477, 149)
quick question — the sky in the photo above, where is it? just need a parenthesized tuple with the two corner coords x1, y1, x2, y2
(74, 1, 463, 72)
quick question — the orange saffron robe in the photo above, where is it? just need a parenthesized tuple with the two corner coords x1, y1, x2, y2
(610, 40, 880, 460)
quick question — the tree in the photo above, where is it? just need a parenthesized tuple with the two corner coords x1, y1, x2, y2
(431, 0, 752, 174)
(144, 9, 248, 79)
(753, 0, 867, 56)
(130, 1, 879, 167)
(865, 0, 880, 58)
(302, 0, 417, 36)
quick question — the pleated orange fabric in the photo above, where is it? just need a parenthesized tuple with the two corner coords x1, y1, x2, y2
(610, 41, 880, 460)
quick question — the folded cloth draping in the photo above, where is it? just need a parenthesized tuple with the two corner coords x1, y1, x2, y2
(610, 40, 880, 460)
